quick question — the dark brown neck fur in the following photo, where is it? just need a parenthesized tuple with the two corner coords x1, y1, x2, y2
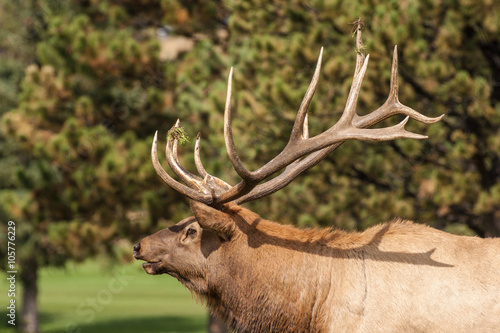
(199, 206, 358, 333)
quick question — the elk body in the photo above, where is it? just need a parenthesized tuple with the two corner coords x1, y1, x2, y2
(134, 26, 500, 332)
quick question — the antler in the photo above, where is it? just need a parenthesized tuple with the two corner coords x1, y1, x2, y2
(152, 22, 444, 208)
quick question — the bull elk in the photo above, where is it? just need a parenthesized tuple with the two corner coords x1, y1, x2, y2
(134, 25, 500, 332)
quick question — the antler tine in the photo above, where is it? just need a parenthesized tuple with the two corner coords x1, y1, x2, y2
(352, 46, 444, 129)
(194, 133, 208, 178)
(339, 116, 429, 141)
(389, 45, 399, 102)
(151, 131, 213, 204)
(331, 19, 367, 129)
(290, 47, 323, 143)
(165, 121, 210, 193)
(353, 18, 366, 78)
(336, 54, 370, 128)
(195, 132, 233, 193)
(224, 67, 255, 182)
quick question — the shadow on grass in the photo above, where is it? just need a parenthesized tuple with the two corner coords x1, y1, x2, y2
(1, 310, 17, 332)
(49, 314, 207, 333)
(0, 311, 206, 333)
(0, 310, 61, 330)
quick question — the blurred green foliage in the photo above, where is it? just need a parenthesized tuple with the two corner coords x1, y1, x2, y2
(0, 0, 499, 330)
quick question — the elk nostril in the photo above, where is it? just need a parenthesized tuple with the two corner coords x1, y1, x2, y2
(133, 243, 141, 253)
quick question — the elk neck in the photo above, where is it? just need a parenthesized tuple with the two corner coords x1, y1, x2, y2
(201, 205, 368, 332)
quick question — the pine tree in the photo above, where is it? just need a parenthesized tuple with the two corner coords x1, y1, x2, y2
(0, 1, 222, 331)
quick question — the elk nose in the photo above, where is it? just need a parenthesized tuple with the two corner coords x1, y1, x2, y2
(133, 242, 141, 255)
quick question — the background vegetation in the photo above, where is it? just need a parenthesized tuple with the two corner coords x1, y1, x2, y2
(0, 0, 499, 332)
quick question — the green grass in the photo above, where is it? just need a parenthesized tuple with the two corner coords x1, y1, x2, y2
(1, 260, 208, 332)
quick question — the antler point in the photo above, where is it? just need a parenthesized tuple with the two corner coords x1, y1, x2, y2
(400, 116, 410, 127)
(152, 131, 159, 152)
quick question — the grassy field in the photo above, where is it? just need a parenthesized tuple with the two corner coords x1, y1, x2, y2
(1, 260, 207, 333)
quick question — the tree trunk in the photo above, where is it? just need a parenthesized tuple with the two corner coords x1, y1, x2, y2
(208, 313, 228, 333)
(484, 212, 500, 238)
(20, 257, 38, 333)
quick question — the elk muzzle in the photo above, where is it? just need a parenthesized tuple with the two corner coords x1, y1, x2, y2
(133, 240, 164, 275)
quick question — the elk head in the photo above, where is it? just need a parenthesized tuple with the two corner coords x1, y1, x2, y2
(133, 25, 443, 288)
(132, 200, 237, 294)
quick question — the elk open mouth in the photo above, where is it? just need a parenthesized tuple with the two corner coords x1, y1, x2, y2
(141, 260, 163, 275)
(133, 249, 164, 275)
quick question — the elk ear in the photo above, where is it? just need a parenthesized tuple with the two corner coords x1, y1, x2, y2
(189, 200, 236, 241)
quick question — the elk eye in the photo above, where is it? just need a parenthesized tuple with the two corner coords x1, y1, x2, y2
(187, 228, 197, 236)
